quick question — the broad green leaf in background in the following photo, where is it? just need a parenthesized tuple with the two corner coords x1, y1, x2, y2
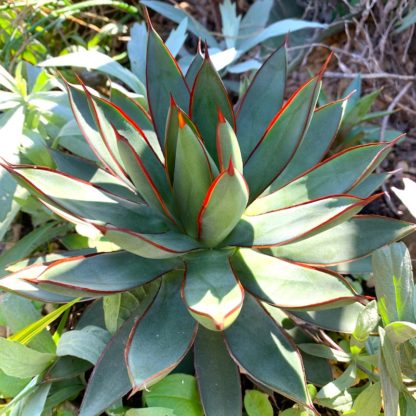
(0, 338, 55, 378)
(349, 382, 382, 416)
(126, 408, 175, 416)
(143, 374, 204, 416)
(0, 293, 55, 354)
(244, 390, 273, 416)
(40, 51, 145, 95)
(372, 242, 414, 324)
(57, 326, 111, 364)
(9, 297, 79, 346)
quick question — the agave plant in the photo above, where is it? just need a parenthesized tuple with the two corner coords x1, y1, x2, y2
(1, 14, 415, 416)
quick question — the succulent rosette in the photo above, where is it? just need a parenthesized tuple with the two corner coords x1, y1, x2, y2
(1, 15, 414, 416)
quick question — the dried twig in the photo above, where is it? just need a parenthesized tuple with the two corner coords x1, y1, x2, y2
(323, 71, 416, 81)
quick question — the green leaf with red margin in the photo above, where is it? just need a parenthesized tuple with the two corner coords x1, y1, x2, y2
(224, 294, 312, 408)
(0, 264, 76, 303)
(65, 81, 127, 180)
(216, 110, 243, 173)
(110, 88, 163, 161)
(266, 216, 416, 266)
(266, 97, 347, 193)
(231, 248, 358, 310)
(225, 194, 380, 248)
(350, 172, 390, 198)
(51, 150, 142, 204)
(146, 24, 190, 145)
(102, 226, 201, 260)
(182, 250, 244, 331)
(80, 283, 159, 416)
(173, 116, 218, 238)
(23, 251, 180, 296)
(126, 271, 197, 391)
(2, 165, 165, 234)
(249, 141, 395, 213)
(243, 74, 322, 201)
(197, 161, 248, 247)
(190, 50, 235, 163)
(164, 100, 212, 184)
(116, 133, 176, 223)
(288, 303, 365, 334)
(185, 44, 203, 87)
(236, 43, 287, 161)
(194, 327, 242, 416)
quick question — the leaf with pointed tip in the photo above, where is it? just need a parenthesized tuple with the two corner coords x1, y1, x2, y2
(194, 327, 241, 416)
(350, 172, 389, 198)
(249, 142, 393, 213)
(231, 248, 357, 310)
(216, 112, 243, 172)
(244, 76, 321, 200)
(225, 195, 377, 248)
(26, 251, 180, 296)
(267, 216, 416, 265)
(103, 227, 200, 259)
(190, 54, 235, 162)
(147, 27, 189, 144)
(3, 165, 165, 233)
(65, 81, 127, 180)
(117, 134, 175, 223)
(51, 150, 142, 203)
(126, 271, 197, 391)
(164, 104, 209, 184)
(237, 44, 287, 161)
(291, 303, 365, 333)
(197, 164, 248, 247)
(183, 250, 244, 331)
(267, 98, 346, 193)
(224, 294, 312, 407)
(185, 49, 203, 87)
(173, 122, 217, 238)
(0, 264, 76, 303)
(80, 284, 159, 416)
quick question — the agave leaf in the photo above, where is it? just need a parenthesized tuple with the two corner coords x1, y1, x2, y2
(110, 87, 152, 129)
(173, 118, 217, 238)
(216, 111, 243, 172)
(194, 327, 241, 416)
(290, 303, 365, 333)
(224, 294, 312, 408)
(25, 251, 180, 296)
(267, 216, 416, 265)
(185, 46, 203, 87)
(117, 133, 176, 223)
(350, 172, 390, 198)
(0, 264, 76, 303)
(51, 150, 142, 204)
(103, 227, 200, 259)
(267, 98, 346, 193)
(244, 74, 321, 201)
(231, 249, 358, 310)
(197, 162, 248, 247)
(2, 165, 165, 234)
(249, 141, 394, 213)
(190, 51, 235, 163)
(236, 44, 287, 161)
(164, 101, 211, 184)
(182, 250, 244, 331)
(65, 81, 127, 181)
(146, 25, 190, 145)
(225, 194, 378, 248)
(126, 271, 197, 391)
(80, 283, 159, 416)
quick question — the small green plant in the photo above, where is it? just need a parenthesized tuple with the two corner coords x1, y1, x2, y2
(1, 13, 415, 416)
